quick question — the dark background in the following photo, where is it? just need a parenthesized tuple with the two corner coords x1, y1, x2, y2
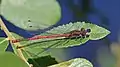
(0, 0, 120, 67)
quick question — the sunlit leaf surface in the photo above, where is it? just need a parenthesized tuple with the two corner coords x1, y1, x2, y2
(48, 58, 93, 67)
(1, 0, 61, 31)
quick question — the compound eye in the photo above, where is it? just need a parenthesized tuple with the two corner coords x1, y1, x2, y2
(86, 29, 91, 33)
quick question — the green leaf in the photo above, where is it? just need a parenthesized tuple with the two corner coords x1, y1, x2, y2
(48, 58, 93, 67)
(21, 22, 110, 48)
(0, 38, 8, 52)
(0, 52, 29, 67)
(1, 0, 61, 31)
(11, 22, 110, 58)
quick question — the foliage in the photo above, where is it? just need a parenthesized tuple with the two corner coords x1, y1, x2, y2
(0, 0, 110, 67)
(10, 22, 110, 67)
(10, 22, 110, 58)
(0, 21, 110, 67)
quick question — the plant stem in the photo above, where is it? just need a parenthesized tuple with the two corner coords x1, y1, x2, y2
(0, 18, 31, 67)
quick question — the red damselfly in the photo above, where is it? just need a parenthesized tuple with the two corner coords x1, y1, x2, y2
(11, 28, 91, 49)
(11, 28, 91, 43)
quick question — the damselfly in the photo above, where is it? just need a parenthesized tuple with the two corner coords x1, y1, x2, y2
(11, 28, 91, 43)
(11, 28, 91, 49)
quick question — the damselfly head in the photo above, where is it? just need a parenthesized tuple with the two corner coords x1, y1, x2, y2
(80, 28, 91, 33)
(79, 28, 91, 38)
